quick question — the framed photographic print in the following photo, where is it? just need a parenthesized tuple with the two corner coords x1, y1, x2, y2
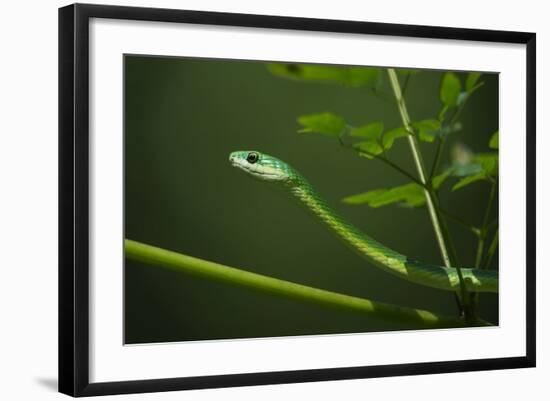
(58, 3, 536, 397)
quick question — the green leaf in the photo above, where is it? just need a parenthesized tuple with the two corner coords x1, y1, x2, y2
(476, 153, 498, 176)
(432, 169, 452, 189)
(297, 112, 346, 136)
(440, 72, 461, 107)
(350, 122, 384, 139)
(268, 63, 380, 87)
(454, 73, 484, 107)
(438, 104, 449, 121)
(452, 172, 487, 191)
(341, 189, 387, 205)
(343, 183, 425, 208)
(412, 119, 441, 142)
(450, 153, 498, 191)
(382, 127, 408, 149)
(342, 171, 450, 209)
(466, 72, 482, 92)
(347, 67, 381, 87)
(489, 131, 499, 149)
(452, 163, 483, 177)
(354, 141, 384, 158)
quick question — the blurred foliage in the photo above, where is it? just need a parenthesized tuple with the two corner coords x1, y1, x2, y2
(268, 63, 381, 87)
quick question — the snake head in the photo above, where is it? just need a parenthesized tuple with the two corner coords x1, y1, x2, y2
(229, 151, 298, 184)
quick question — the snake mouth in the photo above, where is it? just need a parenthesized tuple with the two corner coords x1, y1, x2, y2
(229, 154, 245, 170)
(229, 155, 283, 181)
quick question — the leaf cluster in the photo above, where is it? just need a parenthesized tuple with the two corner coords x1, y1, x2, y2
(275, 64, 497, 208)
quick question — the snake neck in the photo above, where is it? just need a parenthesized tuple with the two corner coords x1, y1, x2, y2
(287, 179, 498, 293)
(288, 180, 406, 269)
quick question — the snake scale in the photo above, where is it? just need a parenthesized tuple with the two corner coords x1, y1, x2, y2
(229, 150, 498, 293)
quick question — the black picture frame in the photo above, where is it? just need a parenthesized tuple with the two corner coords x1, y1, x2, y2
(59, 3, 536, 397)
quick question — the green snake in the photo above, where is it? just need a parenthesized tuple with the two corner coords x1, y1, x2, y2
(229, 150, 498, 293)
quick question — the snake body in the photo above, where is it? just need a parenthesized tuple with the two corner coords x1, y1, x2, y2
(229, 151, 498, 293)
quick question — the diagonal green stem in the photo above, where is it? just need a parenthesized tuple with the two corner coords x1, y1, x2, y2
(472, 182, 498, 310)
(125, 239, 485, 328)
(483, 231, 499, 270)
(429, 138, 445, 181)
(357, 150, 428, 188)
(439, 208, 481, 236)
(387, 68, 470, 317)
(387, 69, 451, 266)
(475, 182, 497, 267)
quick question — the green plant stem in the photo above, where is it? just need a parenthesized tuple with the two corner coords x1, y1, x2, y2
(366, 152, 427, 188)
(376, 156, 424, 187)
(402, 73, 412, 97)
(471, 181, 497, 310)
(439, 208, 480, 236)
(431, 196, 461, 267)
(387, 69, 451, 266)
(476, 182, 497, 268)
(125, 239, 483, 328)
(429, 138, 445, 180)
(361, 152, 479, 245)
(474, 238, 485, 269)
(483, 231, 499, 270)
(482, 182, 497, 233)
(387, 68, 469, 316)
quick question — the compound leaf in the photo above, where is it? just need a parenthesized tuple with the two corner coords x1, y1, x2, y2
(350, 122, 384, 139)
(440, 72, 461, 107)
(354, 141, 384, 158)
(342, 171, 450, 208)
(489, 131, 499, 149)
(382, 127, 409, 149)
(297, 112, 346, 137)
(452, 172, 487, 191)
(412, 119, 441, 142)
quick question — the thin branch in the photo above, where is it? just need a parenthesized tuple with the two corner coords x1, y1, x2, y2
(402, 73, 412, 97)
(339, 135, 427, 188)
(431, 195, 461, 267)
(477, 182, 497, 268)
(483, 231, 499, 270)
(472, 180, 498, 312)
(387, 68, 469, 316)
(387, 69, 450, 264)
(439, 208, 481, 236)
(482, 182, 497, 232)
(125, 239, 484, 328)
(474, 237, 485, 269)
(357, 150, 427, 188)
(429, 137, 445, 180)
(448, 82, 485, 126)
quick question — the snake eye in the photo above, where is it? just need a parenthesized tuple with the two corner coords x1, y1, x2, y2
(246, 152, 259, 164)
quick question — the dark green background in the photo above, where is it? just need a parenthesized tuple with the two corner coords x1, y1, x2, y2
(124, 56, 498, 344)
